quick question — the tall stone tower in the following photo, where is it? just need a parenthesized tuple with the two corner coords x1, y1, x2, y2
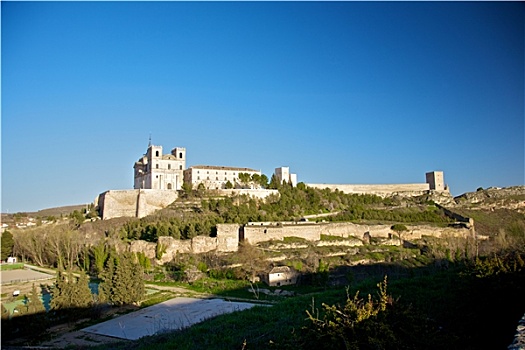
(134, 145, 186, 190)
(425, 171, 445, 191)
(275, 167, 298, 187)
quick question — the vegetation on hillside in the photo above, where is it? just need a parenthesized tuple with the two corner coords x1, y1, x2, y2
(2, 185, 524, 348)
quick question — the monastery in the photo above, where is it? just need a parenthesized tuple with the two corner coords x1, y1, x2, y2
(97, 143, 448, 219)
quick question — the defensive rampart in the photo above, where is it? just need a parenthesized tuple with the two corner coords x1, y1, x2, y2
(97, 189, 178, 220)
(306, 183, 430, 197)
(122, 219, 473, 264)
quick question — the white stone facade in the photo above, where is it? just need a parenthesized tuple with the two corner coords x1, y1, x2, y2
(134, 145, 186, 190)
(275, 166, 297, 187)
(183, 165, 261, 190)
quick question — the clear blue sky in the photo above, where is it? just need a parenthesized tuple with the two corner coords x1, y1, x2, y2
(2, 1, 524, 213)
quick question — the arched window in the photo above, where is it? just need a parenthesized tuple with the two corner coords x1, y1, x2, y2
(179, 152, 183, 158)
(156, 151, 159, 157)
(167, 183, 172, 189)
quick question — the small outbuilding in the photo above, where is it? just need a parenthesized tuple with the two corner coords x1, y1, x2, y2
(262, 266, 299, 287)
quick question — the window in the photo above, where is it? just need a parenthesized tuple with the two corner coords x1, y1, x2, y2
(207, 176, 209, 180)
(180, 165, 182, 170)
(155, 151, 159, 157)
(216, 171, 218, 174)
(156, 164, 159, 169)
(197, 176, 200, 180)
(168, 164, 171, 170)
(179, 152, 183, 158)
(216, 177, 218, 180)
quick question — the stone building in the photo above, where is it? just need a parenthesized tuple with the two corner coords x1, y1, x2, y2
(426, 171, 446, 191)
(184, 165, 261, 190)
(261, 266, 299, 287)
(275, 166, 297, 187)
(134, 144, 186, 190)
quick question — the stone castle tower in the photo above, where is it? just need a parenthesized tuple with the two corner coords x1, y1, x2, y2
(425, 171, 446, 191)
(134, 144, 186, 190)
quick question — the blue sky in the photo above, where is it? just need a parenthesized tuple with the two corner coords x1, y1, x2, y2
(2, 1, 524, 213)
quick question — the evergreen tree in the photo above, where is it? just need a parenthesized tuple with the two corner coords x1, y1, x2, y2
(268, 174, 280, 189)
(27, 283, 46, 314)
(92, 242, 108, 277)
(50, 269, 72, 310)
(74, 271, 94, 308)
(98, 252, 145, 306)
(50, 269, 93, 310)
(1, 230, 15, 261)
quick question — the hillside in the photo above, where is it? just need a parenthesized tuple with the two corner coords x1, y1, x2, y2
(3, 185, 524, 349)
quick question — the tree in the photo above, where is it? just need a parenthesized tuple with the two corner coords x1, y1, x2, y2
(26, 283, 46, 314)
(225, 180, 234, 189)
(50, 269, 75, 310)
(181, 181, 193, 196)
(268, 174, 280, 189)
(1, 230, 14, 261)
(70, 210, 85, 226)
(259, 174, 269, 188)
(75, 271, 94, 308)
(92, 242, 108, 277)
(98, 252, 144, 306)
(391, 224, 408, 244)
(238, 173, 252, 188)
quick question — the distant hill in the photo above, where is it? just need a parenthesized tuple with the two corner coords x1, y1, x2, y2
(2, 204, 88, 218)
(35, 204, 89, 217)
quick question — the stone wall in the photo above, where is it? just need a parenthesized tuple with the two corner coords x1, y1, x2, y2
(243, 223, 321, 245)
(123, 221, 472, 265)
(242, 221, 472, 245)
(215, 189, 279, 200)
(306, 183, 430, 197)
(97, 190, 139, 220)
(97, 189, 178, 220)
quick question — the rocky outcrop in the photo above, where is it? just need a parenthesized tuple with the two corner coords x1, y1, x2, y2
(454, 186, 525, 211)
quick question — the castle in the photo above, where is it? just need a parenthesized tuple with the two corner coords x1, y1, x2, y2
(97, 143, 448, 219)
(134, 143, 297, 191)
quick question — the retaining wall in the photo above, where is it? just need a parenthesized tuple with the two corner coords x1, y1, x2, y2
(97, 189, 178, 220)
(124, 221, 472, 264)
(306, 183, 430, 197)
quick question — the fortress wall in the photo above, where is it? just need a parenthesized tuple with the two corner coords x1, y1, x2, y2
(215, 189, 279, 200)
(406, 225, 472, 239)
(216, 224, 241, 252)
(192, 236, 219, 254)
(319, 222, 392, 239)
(137, 189, 179, 218)
(244, 224, 321, 245)
(306, 183, 430, 197)
(157, 236, 192, 264)
(98, 190, 141, 220)
(129, 240, 157, 259)
(98, 189, 178, 219)
(146, 223, 471, 265)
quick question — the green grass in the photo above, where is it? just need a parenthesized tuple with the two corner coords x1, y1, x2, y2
(92, 256, 524, 350)
(320, 234, 352, 241)
(0, 263, 24, 271)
